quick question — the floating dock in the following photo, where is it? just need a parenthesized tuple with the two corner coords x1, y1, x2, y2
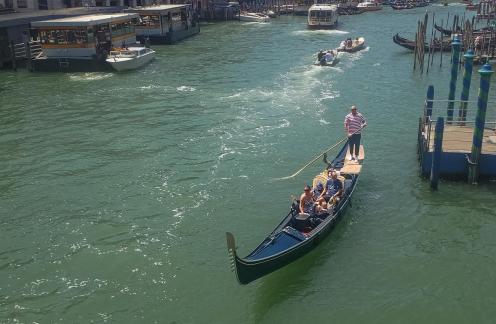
(417, 40, 496, 186)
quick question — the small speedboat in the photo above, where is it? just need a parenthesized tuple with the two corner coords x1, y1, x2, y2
(337, 37, 366, 53)
(315, 50, 340, 66)
(357, 1, 382, 11)
(239, 12, 270, 22)
(106, 47, 155, 71)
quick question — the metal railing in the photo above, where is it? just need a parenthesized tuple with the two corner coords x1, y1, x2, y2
(423, 118, 496, 152)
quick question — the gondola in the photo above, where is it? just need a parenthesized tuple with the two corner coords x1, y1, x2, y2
(337, 37, 366, 53)
(392, 33, 452, 52)
(434, 23, 493, 37)
(226, 141, 364, 285)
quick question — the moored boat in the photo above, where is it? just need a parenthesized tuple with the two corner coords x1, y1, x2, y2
(226, 142, 364, 284)
(30, 13, 141, 72)
(392, 33, 451, 52)
(126, 5, 200, 45)
(337, 36, 366, 52)
(357, 1, 382, 11)
(106, 47, 155, 71)
(239, 12, 270, 22)
(308, 4, 338, 29)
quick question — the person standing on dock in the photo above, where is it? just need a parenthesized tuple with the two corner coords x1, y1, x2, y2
(344, 105, 367, 161)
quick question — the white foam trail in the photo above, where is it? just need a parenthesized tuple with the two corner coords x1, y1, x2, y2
(177, 86, 196, 92)
(68, 73, 113, 81)
(319, 119, 331, 125)
(292, 29, 349, 36)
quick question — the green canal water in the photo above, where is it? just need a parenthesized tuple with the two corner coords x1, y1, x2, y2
(2, 4, 496, 323)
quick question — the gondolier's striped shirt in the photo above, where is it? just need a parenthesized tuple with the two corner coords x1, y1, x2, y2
(344, 112, 366, 134)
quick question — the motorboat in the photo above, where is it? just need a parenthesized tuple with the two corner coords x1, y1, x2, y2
(315, 50, 340, 66)
(106, 47, 155, 71)
(357, 1, 382, 11)
(265, 10, 277, 18)
(337, 37, 366, 52)
(307, 4, 338, 29)
(239, 12, 270, 22)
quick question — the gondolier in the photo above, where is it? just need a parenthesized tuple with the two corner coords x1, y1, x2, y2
(344, 105, 367, 161)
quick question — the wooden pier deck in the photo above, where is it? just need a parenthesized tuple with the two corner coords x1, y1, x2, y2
(424, 125, 496, 154)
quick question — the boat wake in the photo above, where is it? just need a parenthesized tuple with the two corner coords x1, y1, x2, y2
(291, 29, 349, 37)
(68, 73, 113, 81)
(176, 85, 197, 92)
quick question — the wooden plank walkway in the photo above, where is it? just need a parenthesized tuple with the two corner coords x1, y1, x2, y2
(424, 125, 496, 154)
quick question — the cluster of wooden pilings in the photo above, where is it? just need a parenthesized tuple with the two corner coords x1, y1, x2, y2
(417, 36, 496, 188)
(475, 0, 496, 21)
(412, 12, 496, 73)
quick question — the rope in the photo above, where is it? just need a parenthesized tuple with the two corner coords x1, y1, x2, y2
(274, 126, 365, 181)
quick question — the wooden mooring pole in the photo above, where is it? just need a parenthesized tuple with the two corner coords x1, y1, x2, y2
(9, 41, 17, 71)
(468, 63, 493, 184)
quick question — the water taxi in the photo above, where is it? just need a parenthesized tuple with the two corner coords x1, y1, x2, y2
(356, 1, 382, 11)
(307, 4, 338, 29)
(239, 12, 270, 22)
(126, 5, 200, 45)
(30, 13, 141, 72)
(106, 46, 155, 71)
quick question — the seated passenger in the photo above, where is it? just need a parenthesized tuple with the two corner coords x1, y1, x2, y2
(299, 184, 316, 215)
(299, 184, 324, 215)
(318, 169, 343, 207)
(312, 182, 325, 204)
(324, 51, 334, 62)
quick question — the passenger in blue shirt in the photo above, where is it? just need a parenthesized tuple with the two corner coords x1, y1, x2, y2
(318, 169, 343, 208)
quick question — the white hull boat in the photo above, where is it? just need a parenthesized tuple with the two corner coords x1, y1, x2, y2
(106, 47, 155, 71)
(357, 1, 382, 11)
(308, 4, 338, 29)
(239, 12, 270, 22)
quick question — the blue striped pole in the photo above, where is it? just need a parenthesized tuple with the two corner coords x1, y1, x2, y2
(430, 117, 444, 190)
(458, 49, 475, 125)
(447, 35, 462, 124)
(425, 85, 434, 122)
(468, 63, 493, 184)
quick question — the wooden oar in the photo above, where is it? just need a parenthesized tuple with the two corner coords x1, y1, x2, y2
(275, 127, 365, 181)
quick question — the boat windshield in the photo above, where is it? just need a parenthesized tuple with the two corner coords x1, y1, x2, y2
(109, 50, 137, 57)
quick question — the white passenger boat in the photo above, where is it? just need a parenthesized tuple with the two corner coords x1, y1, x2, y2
(356, 1, 382, 11)
(239, 12, 270, 22)
(30, 13, 141, 72)
(307, 4, 338, 29)
(106, 47, 155, 71)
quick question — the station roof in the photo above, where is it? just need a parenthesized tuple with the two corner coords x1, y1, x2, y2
(0, 7, 122, 28)
(31, 13, 139, 27)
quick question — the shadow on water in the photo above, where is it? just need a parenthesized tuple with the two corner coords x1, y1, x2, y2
(250, 217, 352, 322)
